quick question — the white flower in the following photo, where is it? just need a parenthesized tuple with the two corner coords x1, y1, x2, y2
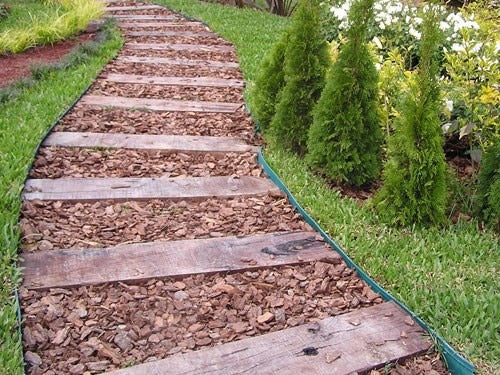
(331, 6, 348, 20)
(372, 36, 383, 49)
(375, 63, 381, 70)
(439, 21, 450, 31)
(409, 26, 421, 40)
(470, 42, 483, 53)
(444, 99, 453, 112)
(379, 22, 386, 30)
(451, 43, 465, 52)
(414, 17, 423, 25)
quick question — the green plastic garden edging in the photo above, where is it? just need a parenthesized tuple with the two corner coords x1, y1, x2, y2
(257, 150, 475, 375)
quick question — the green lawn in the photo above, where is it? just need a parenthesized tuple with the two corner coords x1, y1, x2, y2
(0, 22, 123, 374)
(156, 0, 499, 372)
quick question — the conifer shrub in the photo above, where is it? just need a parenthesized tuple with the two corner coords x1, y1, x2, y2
(307, 0, 382, 186)
(374, 7, 447, 226)
(270, 0, 330, 154)
(251, 29, 288, 132)
(477, 141, 500, 231)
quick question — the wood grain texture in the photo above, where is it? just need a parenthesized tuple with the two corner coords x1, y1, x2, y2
(125, 42, 234, 53)
(116, 55, 239, 69)
(43, 132, 257, 153)
(118, 21, 200, 28)
(80, 95, 242, 113)
(103, 73, 244, 87)
(106, 5, 163, 11)
(111, 15, 180, 20)
(22, 176, 281, 201)
(125, 30, 216, 37)
(105, 301, 432, 375)
(22, 231, 337, 289)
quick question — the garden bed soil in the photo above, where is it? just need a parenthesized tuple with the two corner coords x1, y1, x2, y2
(21, 261, 383, 374)
(55, 107, 258, 141)
(29, 148, 258, 179)
(20, 195, 308, 251)
(121, 48, 239, 62)
(0, 32, 95, 88)
(89, 81, 244, 102)
(103, 62, 243, 79)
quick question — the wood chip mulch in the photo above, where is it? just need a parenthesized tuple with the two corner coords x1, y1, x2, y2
(29, 148, 258, 179)
(20, 195, 308, 251)
(122, 25, 210, 32)
(89, 81, 244, 102)
(21, 261, 382, 374)
(121, 48, 239, 62)
(56, 107, 258, 141)
(102, 62, 243, 79)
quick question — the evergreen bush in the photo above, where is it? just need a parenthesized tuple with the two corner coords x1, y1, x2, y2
(374, 7, 447, 226)
(307, 0, 382, 186)
(251, 29, 288, 132)
(270, 0, 330, 154)
(477, 141, 500, 231)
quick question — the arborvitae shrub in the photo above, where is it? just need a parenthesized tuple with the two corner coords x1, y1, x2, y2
(270, 0, 330, 154)
(307, 0, 382, 186)
(251, 29, 288, 132)
(374, 8, 447, 226)
(477, 141, 500, 231)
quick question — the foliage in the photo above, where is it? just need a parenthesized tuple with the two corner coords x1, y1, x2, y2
(477, 141, 500, 231)
(269, 0, 330, 154)
(375, 7, 447, 227)
(250, 28, 288, 131)
(264, 0, 297, 16)
(0, 0, 104, 55)
(307, 0, 381, 186)
(0, 3, 10, 20)
(0, 21, 122, 374)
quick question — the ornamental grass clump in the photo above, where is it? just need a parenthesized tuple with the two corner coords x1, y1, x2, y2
(307, 0, 382, 187)
(270, 0, 330, 154)
(375, 7, 447, 227)
(251, 29, 288, 132)
(477, 141, 500, 231)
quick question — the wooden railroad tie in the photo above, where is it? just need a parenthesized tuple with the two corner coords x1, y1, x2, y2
(104, 301, 432, 375)
(117, 55, 239, 69)
(118, 21, 201, 28)
(105, 5, 163, 11)
(79, 95, 243, 113)
(102, 73, 244, 87)
(125, 30, 217, 38)
(111, 15, 181, 21)
(22, 176, 281, 201)
(125, 42, 234, 53)
(43, 132, 257, 153)
(22, 231, 336, 289)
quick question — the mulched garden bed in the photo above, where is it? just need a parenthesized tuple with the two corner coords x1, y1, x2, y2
(56, 107, 258, 141)
(29, 148, 258, 179)
(381, 351, 449, 375)
(124, 35, 233, 47)
(121, 48, 239, 62)
(21, 261, 383, 374)
(89, 81, 244, 102)
(20, 194, 308, 251)
(102, 62, 242, 79)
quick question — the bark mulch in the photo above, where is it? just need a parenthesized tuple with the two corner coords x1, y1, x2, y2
(110, 9, 179, 16)
(124, 35, 233, 47)
(102, 62, 243, 79)
(30, 148, 258, 179)
(21, 261, 383, 374)
(121, 48, 239, 62)
(20, 195, 308, 251)
(371, 351, 449, 375)
(55, 107, 258, 142)
(89, 81, 244, 102)
(122, 25, 210, 32)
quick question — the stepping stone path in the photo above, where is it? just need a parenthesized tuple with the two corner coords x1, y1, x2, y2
(19, 1, 435, 374)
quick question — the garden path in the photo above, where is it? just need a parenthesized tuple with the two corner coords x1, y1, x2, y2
(19, 1, 433, 373)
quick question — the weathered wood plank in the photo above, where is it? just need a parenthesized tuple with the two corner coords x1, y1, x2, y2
(118, 21, 200, 28)
(105, 302, 432, 375)
(126, 42, 234, 53)
(106, 5, 163, 11)
(43, 132, 257, 153)
(22, 176, 281, 201)
(111, 15, 180, 20)
(22, 231, 337, 289)
(103, 73, 244, 87)
(80, 95, 242, 113)
(117, 55, 239, 69)
(125, 30, 216, 37)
